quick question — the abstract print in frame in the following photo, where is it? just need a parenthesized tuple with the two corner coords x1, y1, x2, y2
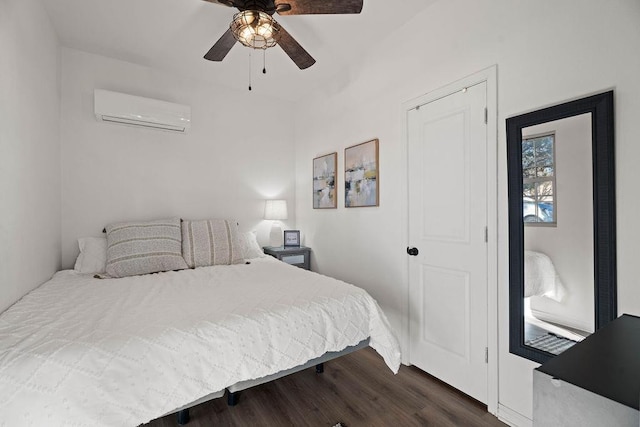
(313, 152, 337, 209)
(345, 138, 379, 207)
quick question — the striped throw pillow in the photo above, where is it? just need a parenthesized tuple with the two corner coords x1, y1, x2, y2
(181, 219, 243, 268)
(105, 218, 188, 278)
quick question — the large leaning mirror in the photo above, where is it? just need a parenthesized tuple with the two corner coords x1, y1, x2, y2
(506, 91, 616, 364)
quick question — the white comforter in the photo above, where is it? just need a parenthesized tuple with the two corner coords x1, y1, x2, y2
(524, 250, 565, 301)
(0, 257, 400, 426)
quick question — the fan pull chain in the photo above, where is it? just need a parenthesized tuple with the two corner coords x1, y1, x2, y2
(248, 50, 252, 91)
(263, 49, 267, 74)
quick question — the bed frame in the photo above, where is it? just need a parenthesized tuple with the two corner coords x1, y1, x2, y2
(168, 338, 370, 425)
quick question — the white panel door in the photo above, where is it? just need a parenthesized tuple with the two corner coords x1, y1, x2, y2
(408, 82, 488, 403)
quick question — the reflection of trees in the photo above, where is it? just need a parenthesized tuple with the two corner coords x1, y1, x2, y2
(537, 181, 553, 199)
(524, 181, 553, 200)
(522, 135, 554, 179)
(522, 134, 555, 220)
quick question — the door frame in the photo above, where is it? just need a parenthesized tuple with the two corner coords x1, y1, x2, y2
(400, 65, 498, 414)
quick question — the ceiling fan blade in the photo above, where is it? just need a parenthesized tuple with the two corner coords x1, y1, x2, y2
(204, 28, 237, 61)
(201, 0, 237, 7)
(277, 26, 316, 69)
(276, 0, 363, 15)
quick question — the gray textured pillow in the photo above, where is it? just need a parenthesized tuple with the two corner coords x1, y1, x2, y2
(105, 218, 188, 278)
(182, 219, 243, 268)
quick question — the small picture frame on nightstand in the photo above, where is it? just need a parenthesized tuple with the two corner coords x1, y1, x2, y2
(283, 230, 300, 247)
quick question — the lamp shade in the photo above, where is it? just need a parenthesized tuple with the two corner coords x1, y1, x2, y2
(264, 199, 288, 220)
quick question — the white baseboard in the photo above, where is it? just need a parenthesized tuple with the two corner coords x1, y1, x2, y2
(530, 309, 591, 333)
(497, 404, 532, 427)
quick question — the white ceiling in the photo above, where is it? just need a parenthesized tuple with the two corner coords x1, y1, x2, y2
(40, 0, 438, 101)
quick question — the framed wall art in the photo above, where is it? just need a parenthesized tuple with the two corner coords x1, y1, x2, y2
(345, 139, 379, 207)
(313, 152, 337, 209)
(283, 230, 301, 247)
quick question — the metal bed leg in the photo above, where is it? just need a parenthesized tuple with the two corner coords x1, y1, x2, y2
(315, 363, 324, 374)
(227, 390, 241, 406)
(177, 408, 190, 425)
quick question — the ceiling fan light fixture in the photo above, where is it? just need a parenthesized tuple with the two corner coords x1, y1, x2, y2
(231, 10, 281, 49)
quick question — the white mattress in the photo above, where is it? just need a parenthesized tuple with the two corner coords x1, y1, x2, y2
(0, 257, 400, 426)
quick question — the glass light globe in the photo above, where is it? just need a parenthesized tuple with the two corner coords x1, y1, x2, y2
(231, 10, 281, 49)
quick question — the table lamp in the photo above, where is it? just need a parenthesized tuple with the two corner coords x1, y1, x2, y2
(264, 199, 288, 247)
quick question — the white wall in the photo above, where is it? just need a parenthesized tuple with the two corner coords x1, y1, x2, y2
(60, 48, 296, 268)
(0, 0, 61, 312)
(525, 114, 594, 333)
(292, 0, 640, 423)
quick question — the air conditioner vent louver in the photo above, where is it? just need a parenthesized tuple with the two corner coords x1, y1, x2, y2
(94, 89, 191, 133)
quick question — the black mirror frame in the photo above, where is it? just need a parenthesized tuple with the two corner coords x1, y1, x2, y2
(506, 91, 617, 364)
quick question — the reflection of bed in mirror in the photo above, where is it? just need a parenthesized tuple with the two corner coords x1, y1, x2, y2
(523, 250, 588, 354)
(524, 250, 565, 301)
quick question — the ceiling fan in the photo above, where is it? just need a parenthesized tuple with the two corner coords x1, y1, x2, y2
(202, 0, 364, 70)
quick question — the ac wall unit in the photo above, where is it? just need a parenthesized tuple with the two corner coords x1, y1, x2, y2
(94, 89, 191, 133)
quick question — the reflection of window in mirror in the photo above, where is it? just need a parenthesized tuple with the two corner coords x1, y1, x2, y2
(522, 133, 556, 225)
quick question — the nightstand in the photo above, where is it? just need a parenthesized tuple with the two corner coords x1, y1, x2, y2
(263, 246, 311, 270)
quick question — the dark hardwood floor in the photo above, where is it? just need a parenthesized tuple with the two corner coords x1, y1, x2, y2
(146, 348, 505, 426)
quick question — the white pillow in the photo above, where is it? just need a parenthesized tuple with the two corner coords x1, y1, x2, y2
(241, 231, 265, 259)
(74, 236, 107, 274)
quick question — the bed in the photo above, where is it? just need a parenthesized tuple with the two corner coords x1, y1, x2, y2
(524, 250, 565, 301)
(0, 256, 401, 426)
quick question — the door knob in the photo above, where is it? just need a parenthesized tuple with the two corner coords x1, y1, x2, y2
(406, 247, 419, 256)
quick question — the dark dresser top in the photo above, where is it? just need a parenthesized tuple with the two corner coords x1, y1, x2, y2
(536, 314, 640, 410)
